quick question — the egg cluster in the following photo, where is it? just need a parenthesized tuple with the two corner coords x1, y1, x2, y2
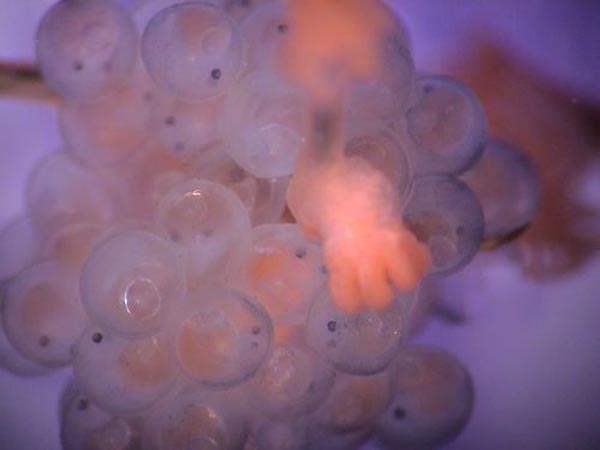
(0, 0, 540, 449)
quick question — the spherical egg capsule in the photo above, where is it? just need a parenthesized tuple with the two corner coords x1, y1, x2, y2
(306, 290, 412, 376)
(343, 122, 413, 200)
(0, 291, 48, 377)
(142, 386, 249, 450)
(348, 10, 414, 122)
(60, 87, 153, 168)
(61, 387, 142, 450)
(250, 420, 309, 450)
(236, 224, 326, 326)
(0, 216, 40, 283)
(246, 328, 335, 419)
(461, 137, 541, 241)
(36, 0, 138, 100)
(141, 2, 243, 100)
(155, 179, 252, 287)
(219, 70, 308, 178)
(2, 260, 87, 367)
(240, 1, 291, 72)
(376, 345, 474, 449)
(167, 286, 272, 388)
(151, 94, 224, 163)
(192, 151, 289, 225)
(25, 152, 116, 240)
(406, 75, 486, 175)
(80, 230, 185, 337)
(73, 329, 178, 415)
(312, 369, 393, 434)
(403, 174, 484, 275)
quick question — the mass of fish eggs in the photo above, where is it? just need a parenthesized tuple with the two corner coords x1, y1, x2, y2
(0, 0, 541, 449)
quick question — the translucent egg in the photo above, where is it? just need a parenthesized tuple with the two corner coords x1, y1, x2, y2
(312, 369, 392, 434)
(406, 75, 486, 175)
(151, 94, 224, 163)
(192, 152, 289, 225)
(166, 287, 272, 388)
(219, 70, 308, 178)
(2, 260, 87, 367)
(155, 179, 252, 287)
(403, 174, 484, 274)
(36, 0, 138, 100)
(0, 216, 40, 282)
(61, 386, 142, 450)
(142, 386, 248, 450)
(461, 137, 541, 240)
(250, 420, 309, 450)
(349, 11, 414, 121)
(0, 292, 48, 377)
(73, 329, 178, 415)
(141, 2, 243, 100)
(236, 224, 326, 326)
(26, 152, 116, 240)
(246, 328, 335, 419)
(80, 230, 185, 337)
(306, 290, 412, 375)
(60, 87, 153, 168)
(343, 122, 413, 199)
(377, 345, 474, 449)
(240, 1, 291, 71)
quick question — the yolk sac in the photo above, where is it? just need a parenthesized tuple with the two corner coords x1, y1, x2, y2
(166, 286, 272, 388)
(72, 329, 178, 415)
(2, 260, 87, 368)
(80, 230, 185, 337)
(235, 223, 326, 326)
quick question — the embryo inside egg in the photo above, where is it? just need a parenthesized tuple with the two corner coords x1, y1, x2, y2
(0, 0, 542, 449)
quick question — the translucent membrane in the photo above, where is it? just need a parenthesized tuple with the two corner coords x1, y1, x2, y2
(312, 369, 392, 434)
(248, 420, 309, 450)
(155, 179, 251, 286)
(343, 122, 412, 199)
(41, 221, 108, 269)
(0, 293, 47, 376)
(60, 87, 153, 168)
(26, 152, 115, 240)
(2, 260, 87, 367)
(192, 152, 289, 225)
(0, 216, 40, 282)
(306, 290, 411, 375)
(348, 11, 414, 121)
(246, 328, 335, 419)
(73, 329, 178, 415)
(142, 387, 248, 450)
(167, 287, 272, 388)
(240, 1, 291, 71)
(80, 230, 185, 337)
(36, 0, 138, 100)
(403, 174, 484, 274)
(461, 137, 541, 240)
(141, 2, 243, 100)
(377, 345, 474, 449)
(151, 94, 223, 163)
(236, 224, 325, 325)
(61, 386, 142, 450)
(406, 75, 486, 175)
(219, 71, 308, 178)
